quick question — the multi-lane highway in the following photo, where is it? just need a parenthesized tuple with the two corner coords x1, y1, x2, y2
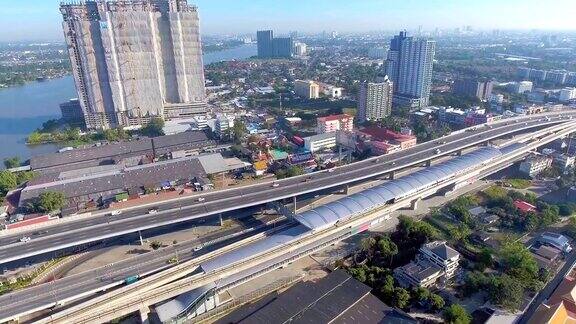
(0, 215, 291, 322)
(0, 112, 575, 265)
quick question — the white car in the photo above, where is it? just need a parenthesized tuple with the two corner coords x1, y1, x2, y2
(148, 209, 158, 214)
(111, 210, 122, 216)
(272, 183, 280, 187)
(328, 168, 335, 173)
(198, 197, 205, 202)
(193, 245, 203, 252)
(20, 236, 31, 243)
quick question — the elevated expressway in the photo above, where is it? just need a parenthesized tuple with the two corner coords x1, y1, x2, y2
(1, 111, 575, 265)
(9, 120, 576, 324)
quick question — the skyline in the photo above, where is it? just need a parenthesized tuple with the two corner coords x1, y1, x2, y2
(0, 0, 575, 42)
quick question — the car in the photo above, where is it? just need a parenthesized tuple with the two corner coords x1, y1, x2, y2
(32, 230, 48, 236)
(198, 197, 205, 202)
(272, 182, 280, 187)
(20, 236, 31, 243)
(392, 162, 396, 165)
(328, 168, 335, 173)
(193, 245, 203, 252)
(111, 210, 122, 216)
(435, 149, 442, 154)
(148, 209, 158, 214)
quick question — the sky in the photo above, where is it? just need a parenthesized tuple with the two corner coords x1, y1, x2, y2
(1, 0, 575, 42)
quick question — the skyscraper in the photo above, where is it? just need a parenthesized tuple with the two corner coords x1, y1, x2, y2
(257, 30, 293, 59)
(385, 31, 436, 109)
(357, 78, 394, 122)
(60, 0, 206, 130)
(453, 79, 493, 101)
(257, 30, 274, 58)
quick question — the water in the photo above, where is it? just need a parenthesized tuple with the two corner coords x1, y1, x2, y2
(0, 44, 257, 165)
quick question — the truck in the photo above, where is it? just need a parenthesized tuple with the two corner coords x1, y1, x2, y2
(124, 275, 139, 285)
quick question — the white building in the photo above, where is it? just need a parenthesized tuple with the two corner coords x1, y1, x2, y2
(519, 154, 553, 177)
(319, 83, 344, 99)
(214, 115, 235, 139)
(511, 81, 534, 94)
(358, 78, 393, 122)
(294, 80, 320, 99)
(560, 88, 576, 102)
(304, 132, 337, 152)
(293, 42, 307, 56)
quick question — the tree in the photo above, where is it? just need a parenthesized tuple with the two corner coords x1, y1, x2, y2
(377, 235, 398, 265)
(392, 287, 411, 309)
(15, 171, 36, 185)
(379, 274, 395, 301)
(448, 224, 472, 243)
(360, 236, 377, 261)
(499, 241, 539, 283)
(413, 287, 430, 304)
(0, 170, 18, 194)
(430, 293, 445, 311)
(140, 117, 165, 137)
(477, 248, 493, 270)
(37, 191, 66, 213)
(3, 157, 20, 169)
(488, 274, 525, 311)
(232, 120, 247, 144)
(27, 131, 44, 144)
(150, 241, 162, 250)
(443, 304, 471, 324)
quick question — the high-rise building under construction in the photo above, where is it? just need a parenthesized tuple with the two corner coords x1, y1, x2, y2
(60, 0, 206, 129)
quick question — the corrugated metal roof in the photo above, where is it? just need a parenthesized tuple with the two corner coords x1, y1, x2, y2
(294, 147, 502, 230)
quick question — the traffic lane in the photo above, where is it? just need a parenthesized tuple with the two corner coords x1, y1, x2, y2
(0, 117, 569, 250)
(0, 220, 290, 318)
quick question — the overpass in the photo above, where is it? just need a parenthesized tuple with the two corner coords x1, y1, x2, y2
(4, 120, 574, 324)
(0, 112, 574, 265)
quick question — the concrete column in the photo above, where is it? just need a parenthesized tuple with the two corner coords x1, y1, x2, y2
(219, 213, 223, 226)
(456, 150, 463, 156)
(138, 231, 144, 246)
(425, 160, 432, 167)
(292, 196, 297, 212)
(389, 171, 395, 180)
(410, 198, 421, 211)
(343, 184, 349, 195)
(139, 306, 150, 324)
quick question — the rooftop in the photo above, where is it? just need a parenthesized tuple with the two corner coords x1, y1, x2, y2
(317, 114, 353, 123)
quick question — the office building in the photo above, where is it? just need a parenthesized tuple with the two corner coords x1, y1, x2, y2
(59, 98, 85, 128)
(293, 41, 307, 56)
(256, 30, 293, 58)
(316, 114, 354, 134)
(357, 78, 393, 122)
(510, 81, 534, 94)
(304, 132, 337, 153)
(257, 30, 274, 58)
(294, 80, 320, 99)
(519, 154, 553, 177)
(452, 79, 493, 101)
(60, 0, 207, 130)
(384, 31, 436, 108)
(214, 115, 235, 139)
(560, 88, 576, 102)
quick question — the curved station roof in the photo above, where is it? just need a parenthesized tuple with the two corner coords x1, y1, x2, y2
(294, 147, 502, 231)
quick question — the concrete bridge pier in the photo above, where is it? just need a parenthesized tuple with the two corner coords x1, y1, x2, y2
(456, 149, 463, 156)
(139, 306, 150, 324)
(292, 196, 297, 212)
(343, 184, 349, 195)
(410, 198, 421, 211)
(425, 160, 432, 167)
(389, 171, 395, 180)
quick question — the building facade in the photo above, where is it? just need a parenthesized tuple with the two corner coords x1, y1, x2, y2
(317, 114, 354, 134)
(294, 80, 320, 99)
(59, 98, 85, 128)
(304, 132, 337, 152)
(385, 31, 436, 109)
(60, 0, 206, 130)
(519, 154, 553, 177)
(257, 30, 293, 58)
(452, 79, 493, 101)
(358, 79, 393, 122)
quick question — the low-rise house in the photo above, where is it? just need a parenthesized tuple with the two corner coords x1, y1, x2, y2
(531, 244, 563, 270)
(480, 214, 500, 225)
(253, 161, 268, 176)
(394, 241, 460, 288)
(539, 232, 573, 253)
(514, 200, 537, 213)
(528, 270, 576, 323)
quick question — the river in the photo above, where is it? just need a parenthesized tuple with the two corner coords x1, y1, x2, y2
(0, 43, 256, 165)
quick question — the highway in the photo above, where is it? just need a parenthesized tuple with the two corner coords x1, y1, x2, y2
(0, 112, 574, 265)
(0, 215, 291, 322)
(4, 121, 576, 323)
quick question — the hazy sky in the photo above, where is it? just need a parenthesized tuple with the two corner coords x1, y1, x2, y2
(1, 0, 575, 42)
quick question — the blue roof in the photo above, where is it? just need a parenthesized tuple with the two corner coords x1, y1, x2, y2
(294, 147, 502, 230)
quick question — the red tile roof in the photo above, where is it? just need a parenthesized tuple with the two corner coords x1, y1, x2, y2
(317, 114, 353, 122)
(514, 200, 537, 213)
(359, 127, 416, 143)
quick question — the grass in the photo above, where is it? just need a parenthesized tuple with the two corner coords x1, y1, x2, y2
(425, 214, 453, 239)
(504, 179, 532, 189)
